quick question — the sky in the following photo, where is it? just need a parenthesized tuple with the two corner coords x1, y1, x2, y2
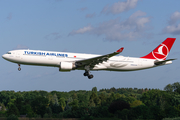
(0, 0, 180, 92)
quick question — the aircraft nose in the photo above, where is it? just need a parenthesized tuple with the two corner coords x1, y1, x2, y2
(2, 54, 7, 59)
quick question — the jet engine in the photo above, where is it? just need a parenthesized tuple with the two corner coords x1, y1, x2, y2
(59, 62, 75, 72)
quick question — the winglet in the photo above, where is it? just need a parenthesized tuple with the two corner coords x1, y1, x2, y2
(116, 47, 124, 53)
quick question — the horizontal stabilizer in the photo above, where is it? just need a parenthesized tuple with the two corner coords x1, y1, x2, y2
(154, 59, 176, 65)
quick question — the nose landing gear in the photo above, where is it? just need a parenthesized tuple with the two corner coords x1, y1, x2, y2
(18, 64, 21, 71)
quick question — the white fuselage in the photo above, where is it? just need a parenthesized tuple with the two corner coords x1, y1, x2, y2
(2, 49, 159, 71)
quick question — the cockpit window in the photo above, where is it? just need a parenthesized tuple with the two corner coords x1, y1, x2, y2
(6, 52, 11, 54)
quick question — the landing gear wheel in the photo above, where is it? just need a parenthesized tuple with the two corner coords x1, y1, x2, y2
(18, 64, 21, 71)
(84, 66, 94, 79)
(83, 72, 89, 76)
(88, 74, 93, 79)
(18, 67, 21, 71)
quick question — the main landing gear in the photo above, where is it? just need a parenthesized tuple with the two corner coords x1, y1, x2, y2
(84, 66, 93, 79)
(83, 70, 94, 79)
(18, 64, 21, 71)
(83, 66, 94, 79)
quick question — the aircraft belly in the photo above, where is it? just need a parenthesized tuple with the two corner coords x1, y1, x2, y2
(92, 61, 154, 71)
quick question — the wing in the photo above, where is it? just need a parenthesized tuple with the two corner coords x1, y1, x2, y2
(75, 47, 124, 69)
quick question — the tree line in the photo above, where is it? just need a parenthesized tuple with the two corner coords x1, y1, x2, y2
(0, 82, 180, 120)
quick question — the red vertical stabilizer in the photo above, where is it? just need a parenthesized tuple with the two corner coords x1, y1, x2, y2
(140, 38, 176, 60)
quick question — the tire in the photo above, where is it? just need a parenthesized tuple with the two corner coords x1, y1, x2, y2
(18, 68, 21, 71)
(88, 75, 93, 79)
(84, 72, 89, 76)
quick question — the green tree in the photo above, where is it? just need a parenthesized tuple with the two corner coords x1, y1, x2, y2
(164, 84, 173, 92)
(89, 99, 95, 107)
(51, 94, 59, 105)
(78, 94, 88, 107)
(50, 103, 62, 114)
(7, 99, 16, 108)
(14, 97, 24, 114)
(13, 97, 34, 117)
(24, 104, 34, 118)
(115, 93, 121, 100)
(7, 114, 19, 120)
(72, 93, 77, 100)
(64, 97, 73, 111)
(172, 82, 180, 94)
(109, 93, 115, 101)
(141, 89, 171, 108)
(89, 92, 100, 106)
(149, 105, 165, 120)
(31, 96, 49, 118)
(46, 107, 52, 118)
(92, 87, 97, 94)
(98, 93, 107, 105)
(106, 93, 116, 105)
(0, 91, 16, 106)
(59, 97, 66, 111)
(6, 104, 19, 116)
(165, 106, 179, 118)
(130, 100, 143, 108)
(164, 82, 180, 94)
(125, 96, 136, 103)
(0, 102, 6, 117)
(68, 99, 79, 111)
(39, 91, 48, 97)
(128, 105, 151, 119)
(109, 87, 116, 93)
(0, 103, 6, 111)
(108, 100, 130, 114)
(120, 109, 129, 120)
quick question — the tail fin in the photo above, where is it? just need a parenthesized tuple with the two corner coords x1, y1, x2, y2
(141, 38, 176, 60)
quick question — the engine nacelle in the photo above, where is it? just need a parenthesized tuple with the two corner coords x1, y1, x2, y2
(59, 62, 74, 72)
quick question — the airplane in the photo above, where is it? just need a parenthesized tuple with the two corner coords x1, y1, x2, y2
(2, 38, 176, 79)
